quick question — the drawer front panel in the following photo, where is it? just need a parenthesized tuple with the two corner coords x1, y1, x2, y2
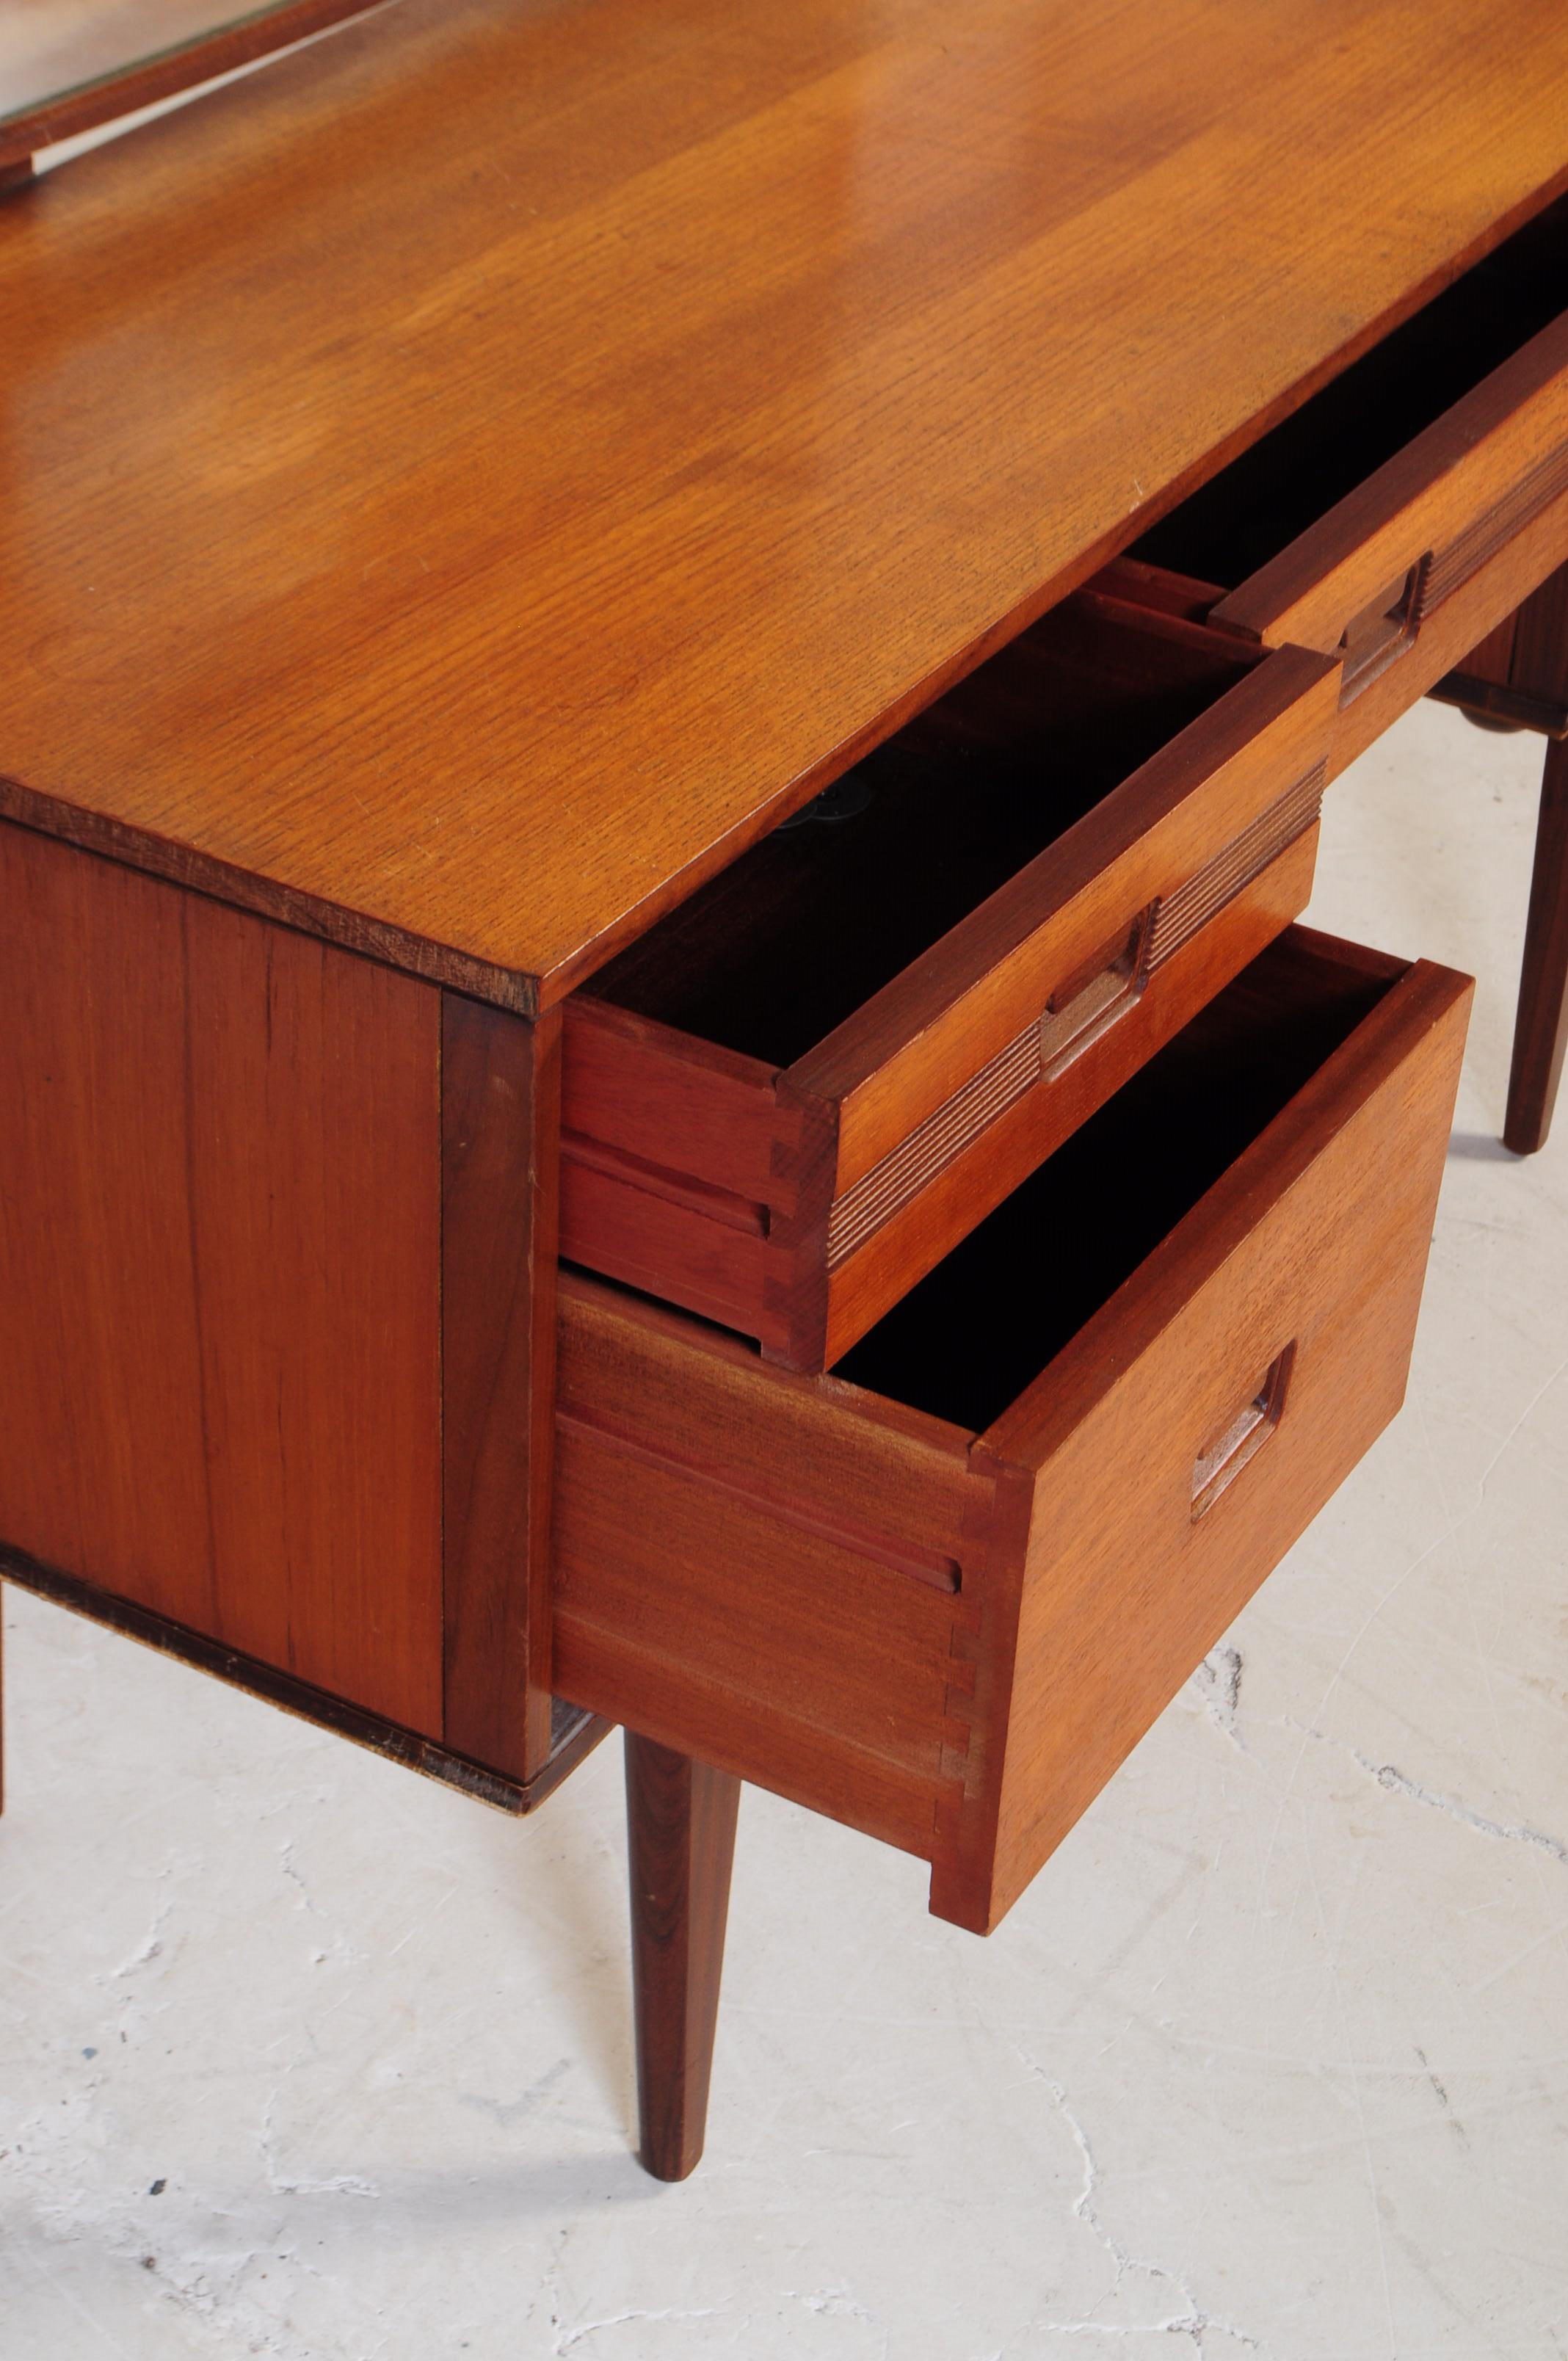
(815, 821, 1320, 1367)
(563, 631, 1338, 1372)
(1212, 316, 1568, 725)
(1420, 434, 1568, 612)
(802, 650, 1337, 1191)
(824, 769, 1324, 1267)
(1325, 485, 1568, 772)
(935, 956, 1473, 1932)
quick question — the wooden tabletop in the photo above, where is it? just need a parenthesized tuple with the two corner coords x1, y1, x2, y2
(3, 0, 1567, 1012)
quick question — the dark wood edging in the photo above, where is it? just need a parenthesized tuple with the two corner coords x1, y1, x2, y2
(0, 1543, 607, 1813)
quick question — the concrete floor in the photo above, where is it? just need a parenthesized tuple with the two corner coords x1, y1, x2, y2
(2, 697, 1566, 2360)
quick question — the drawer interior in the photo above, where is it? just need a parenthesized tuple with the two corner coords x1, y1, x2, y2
(834, 929, 1395, 1432)
(1134, 197, 1568, 590)
(585, 601, 1266, 1068)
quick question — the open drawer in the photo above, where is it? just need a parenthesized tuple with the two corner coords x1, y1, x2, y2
(553, 927, 1471, 1934)
(562, 594, 1337, 1372)
(1126, 195, 1568, 769)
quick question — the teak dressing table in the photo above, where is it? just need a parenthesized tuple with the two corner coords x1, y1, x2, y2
(2, 0, 1567, 2182)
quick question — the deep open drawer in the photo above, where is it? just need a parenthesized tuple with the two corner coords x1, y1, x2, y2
(553, 926, 1471, 1933)
(1128, 196, 1568, 768)
(561, 594, 1337, 1372)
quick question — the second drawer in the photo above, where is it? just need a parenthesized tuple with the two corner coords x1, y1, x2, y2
(553, 926, 1471, 1934)
(1128, 195, 1568, 769)
(562, 592, 1336, 1371)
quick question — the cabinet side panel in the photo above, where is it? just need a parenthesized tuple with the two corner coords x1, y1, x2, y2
(1, 825, 213, 1622)
(0, 822, 444, 1733)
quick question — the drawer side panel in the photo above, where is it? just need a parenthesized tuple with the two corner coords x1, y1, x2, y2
(562, 995, 782, 1197)
(551, 1274, 983, 1855)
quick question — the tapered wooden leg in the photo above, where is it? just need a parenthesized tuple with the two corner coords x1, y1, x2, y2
(625, 1730, 740, 2181)
(1505, 736, 1568, 1156)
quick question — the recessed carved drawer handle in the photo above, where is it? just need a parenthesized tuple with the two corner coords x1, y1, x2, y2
(1191, 1344, 1295, 1519)
(1039, 908, 1153, 1079)
(1338, 559, 1430, 705)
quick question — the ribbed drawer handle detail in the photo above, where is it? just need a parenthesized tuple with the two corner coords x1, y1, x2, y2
(1420, 433, 1568, 617)
(1146, 764, 1324, 971)
(823, 769, 1326, 1273)
(1191, 1346, 1294, 1519)
(1340, 432, 1568, 708)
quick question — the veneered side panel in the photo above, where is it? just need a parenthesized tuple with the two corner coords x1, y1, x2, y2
(0, 819, 445, 1733)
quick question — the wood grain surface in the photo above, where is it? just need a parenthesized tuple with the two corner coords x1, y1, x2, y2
(440, 994, 562, 1780)
(797, 631, 1336, 1188)
(1209, 316, 1568, 656)
(813, 823, 1321, 1367)
(1127, 492, 1568, 783)
(553, 1269, 981, 1857)
(1, 0, 1564, 1007)
(1324, 490, 1568, 775)
(0, 819, 445, 1733)
(1130, 206, 1568, 765)
(940, 947, 1473, 1929)
(624, 1731, 741, 2182)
